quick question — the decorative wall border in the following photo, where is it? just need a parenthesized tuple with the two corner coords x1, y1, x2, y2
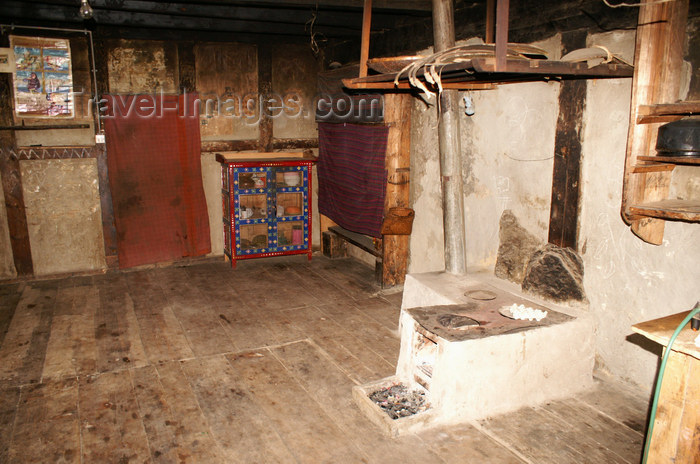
(0, 146, 103, 161)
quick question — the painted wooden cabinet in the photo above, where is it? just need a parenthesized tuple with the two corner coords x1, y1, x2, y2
(216, 154, 316, 267)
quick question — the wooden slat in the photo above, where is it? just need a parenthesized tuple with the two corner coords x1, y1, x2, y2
(282, 305, 380, 384)
(674, 357, 700, 464)
(181, 355, 297, 463)
(225, 348, 369, 463)
(41, 285, 100, 380)
(418, 424, 527, 463)
(470, 57, 633, 77)
(132, 364, 227, 462)
(0, 284, 21, 348)
(632, 310, 700, 360)
(79, 371, 152, 462)
(636, 100, 700, 123)
(647, 350, 690, 461)
(124, 271, 194, 364)
(0, 385, 20, 462)
(343, 81, 496, 90)
(0, 283, 57, 387)
(329, 226, 381, 257)
(9, 379, 80, 463)
(631, 163, 677, 173)
(93, 274, 148, 373)
(316, 300, 400, 368)
(271, 340, 448, 463)
(637, 155, 700, 166)
(150, 267, 235, 356)
(628, 200, 700, 222)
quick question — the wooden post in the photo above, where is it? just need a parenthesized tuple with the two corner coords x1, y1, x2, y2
(382, 93, 412, 287)
(359, 0, 372, 78)
(485, 0, 496, 44)
(433, 0, 466, 274)
(93, 38, 120, 268)
(548, 31, 586, 250)
(495, 0, 509, 72)
(0, 33, 32, 276)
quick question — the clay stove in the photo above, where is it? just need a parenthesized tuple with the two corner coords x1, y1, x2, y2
(354, 271, 594, 436)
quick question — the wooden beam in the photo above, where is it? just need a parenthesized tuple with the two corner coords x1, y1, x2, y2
(485, 0, 496, 43)
(342, 81, 496, 90)
(495, 0, 509, 71)
(359, 0, 373, 78)
(258, 44, 273, 152)
(1, 2, 361, 38)
(548, 31, 586, 250)
(382, 93, 412, 288)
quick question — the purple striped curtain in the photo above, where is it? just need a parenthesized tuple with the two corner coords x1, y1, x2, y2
(317, 122, 389, 238)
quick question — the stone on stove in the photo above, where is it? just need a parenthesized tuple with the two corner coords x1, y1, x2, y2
(522, 243, 587, 303)
(495, 210, 543, 284)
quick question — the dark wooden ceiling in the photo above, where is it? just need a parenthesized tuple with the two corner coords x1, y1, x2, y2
(0, 0, 433, 43)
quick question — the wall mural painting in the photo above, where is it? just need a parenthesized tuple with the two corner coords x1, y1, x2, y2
(11, 36, 74, 118)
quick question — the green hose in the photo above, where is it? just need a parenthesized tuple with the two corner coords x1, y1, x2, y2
(641, 302, 700, 464)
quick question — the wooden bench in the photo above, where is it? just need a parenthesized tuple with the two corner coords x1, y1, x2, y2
(322, 225, 383, 283)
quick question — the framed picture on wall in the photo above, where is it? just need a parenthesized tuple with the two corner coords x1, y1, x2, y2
(10, 36, 74, 118)
(0, 48, 14, 73)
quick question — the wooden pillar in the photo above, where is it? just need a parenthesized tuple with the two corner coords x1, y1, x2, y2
(382, 93, 412, 287)
(548, 31, 586, 250)
(257, 44, 273, 152)
(0, 34, 32, 276)
(93, 38, 120, 268)
(359, 0, 372, 78)
(433, 0, 466, 274)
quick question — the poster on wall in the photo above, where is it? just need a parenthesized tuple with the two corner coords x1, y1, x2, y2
(0, 48, 14, 73)
(10, 36, 74, 118)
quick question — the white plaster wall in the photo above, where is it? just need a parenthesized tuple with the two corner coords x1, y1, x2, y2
(20, 159, 106, 276)
(409, 36, 561, 274)
(409, 97, 445, 273)
(463, 81, 559, 269)
(579, 30, 700, 388)
(201, 152, 224, 256)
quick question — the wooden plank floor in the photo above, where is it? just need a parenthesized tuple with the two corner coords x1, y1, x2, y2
(0, 255, 649, 463)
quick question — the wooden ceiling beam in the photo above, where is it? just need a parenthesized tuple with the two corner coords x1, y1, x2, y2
(1, 2, 362, 37)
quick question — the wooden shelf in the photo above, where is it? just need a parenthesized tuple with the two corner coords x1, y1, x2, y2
(636, 100, 700, 124)
(629, 200, 700, 222)
(343, 57, 633, 90)
(638, 155, 700, 166)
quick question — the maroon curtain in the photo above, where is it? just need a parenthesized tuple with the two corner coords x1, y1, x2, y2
(317, 122, 389, 238)
(103, 94, 211, 268)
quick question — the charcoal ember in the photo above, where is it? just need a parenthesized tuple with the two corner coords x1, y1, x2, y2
(368, 383, 427, 420)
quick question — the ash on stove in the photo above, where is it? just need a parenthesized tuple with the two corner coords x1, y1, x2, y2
(368, 383, 428, 420)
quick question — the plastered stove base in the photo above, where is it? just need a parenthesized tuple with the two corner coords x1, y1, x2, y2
(354, 272, 594, 435)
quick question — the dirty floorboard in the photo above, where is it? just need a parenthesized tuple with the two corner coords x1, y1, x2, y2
(0, 255, 649, 463)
